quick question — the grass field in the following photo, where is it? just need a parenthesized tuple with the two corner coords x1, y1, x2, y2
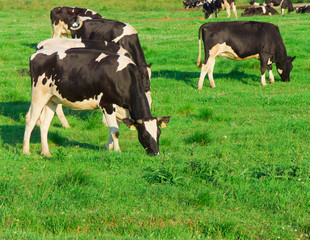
(0, 0, 309, 239)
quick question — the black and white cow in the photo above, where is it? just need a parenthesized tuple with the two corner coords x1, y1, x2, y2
(241, 6, 279, 16)
(23, 47, 170, 157)
(249, 0, 294, 14)
(296, 5, 310, 13)
(202, 0, 238, 19)
(196, 21, 295, 89)
(183, 0, 205, 9)
(50, 6, 102, 38)
(36, 38, 153, 149)
(69, 18, 152, 94)
(36, 38, 137, 129)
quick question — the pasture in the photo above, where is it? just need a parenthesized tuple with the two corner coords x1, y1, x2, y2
(0, 0, 309, 239)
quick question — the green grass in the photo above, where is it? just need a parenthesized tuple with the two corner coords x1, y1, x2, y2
(0, 1, 310, 239)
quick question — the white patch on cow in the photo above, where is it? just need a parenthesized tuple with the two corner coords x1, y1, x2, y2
(117, 47, 129, 57)
(86, 9, 98, 16)
(144, 119, 158, 142)
(52, 20, 70, 38)
(38, 38, 85, 50)
(117, 55, 135, 72)
(267, 58, 272, 65)
(79, 16, 92, 21)
(262, 6, 267, 13)
(31, 47, 67, 61)
(214, 42, 260, 61)
(52, 91, 103, 111)
(112, 24, 138, 43)
(277, 68, 283, 74)
(95, 53, 108, 62)
(261, 73, 267, 86)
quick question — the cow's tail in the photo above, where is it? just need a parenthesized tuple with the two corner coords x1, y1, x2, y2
(197, 25, 203, 68)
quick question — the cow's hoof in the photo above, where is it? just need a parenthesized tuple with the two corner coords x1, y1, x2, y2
(42, 152, 52, 157)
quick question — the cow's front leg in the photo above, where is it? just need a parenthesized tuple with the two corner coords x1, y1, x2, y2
(223, 0, 231, 17)
(267, 65, 275, 84)
(259, 56, 269, 86)
(102, 105, 121, 152)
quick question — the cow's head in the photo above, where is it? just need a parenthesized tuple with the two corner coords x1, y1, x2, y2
(123, 116, 170, 156)
(277, 56, 296, 82)
(203, 2, 214, 19)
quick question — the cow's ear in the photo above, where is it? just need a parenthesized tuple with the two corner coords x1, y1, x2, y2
(289, 56, 296, 62)
(147, 63, 152, 68)
(122, 118, 136, 130)
(157, 116, 170, 128)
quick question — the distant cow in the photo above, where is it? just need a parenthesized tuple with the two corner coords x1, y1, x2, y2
(69, 18, 152, 93)
(296, 5, 310, 13)
(196, 21, 295, 89)
(241, 6, 279, 16)
(202, 0, 238, 19)
(50, 6, 102, 38)
(36, 38, 138, 129)
(250, 0, 294, 14)
(23, 48, 170, 157)
(183, 0, 205, 8)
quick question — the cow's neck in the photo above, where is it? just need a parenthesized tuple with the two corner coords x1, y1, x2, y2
(129, 92, 152, 121)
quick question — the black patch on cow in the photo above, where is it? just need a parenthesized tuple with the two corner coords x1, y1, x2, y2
(42, 77, 48, 85)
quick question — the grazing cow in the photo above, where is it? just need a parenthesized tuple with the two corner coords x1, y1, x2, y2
(249, 0, 294, 14)
(241, 6, 279, 16)
(36, 38, 138, 129)
(202, 0, 238, 19)
(296, 5, 310, 13)
(23, 47, 170, 157)
(36, 38, 152, 146)
(183, 0, 205, 9)
(69, 18, 152, 93)
(196, 21, 295, 89)
(50, 6, 102, 38)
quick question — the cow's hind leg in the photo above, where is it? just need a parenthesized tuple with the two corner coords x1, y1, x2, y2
(102, 106, 121, 152)
(23, 96, 51, 155)
(56, 104, 70, 128)
(198, 57, 216, 89)
(40, 101, 57, 157)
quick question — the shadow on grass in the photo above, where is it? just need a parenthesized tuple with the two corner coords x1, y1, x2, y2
(22, 42, 37, 50)
(0, 125, 100, 151)
(152, 68, 260, 87)
(0, 101, 94, 124)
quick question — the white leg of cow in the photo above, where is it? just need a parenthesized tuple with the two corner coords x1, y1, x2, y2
(269, 69, 275, 83)
(56, 104, 70, 128)
(198, 57, 216, 89)
(261, 73, 267, 86)
(40, 101, 57, 157)
(232, 3, 238, 18)
(281, 8, 284, 14)
(223, 0, 231, 17)
(23, 96, 51, 155)
(103, 109, 121, 152)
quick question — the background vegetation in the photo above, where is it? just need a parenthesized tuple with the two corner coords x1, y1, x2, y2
(0, 0, 309, 239)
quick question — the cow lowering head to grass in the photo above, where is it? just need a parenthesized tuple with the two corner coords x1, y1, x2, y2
(34, 38, 152, 150)
(50, 6, 102, 38)
(23, 48, 170, 157)
(202, 0, 238, 19)
(196, 21, 295, 89)
(69, 18, 152, 95)
(249, 0, 294, 14)
(296, 5, 310, 13)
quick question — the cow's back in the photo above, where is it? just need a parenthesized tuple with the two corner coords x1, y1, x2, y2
(200, 21, 282, 57)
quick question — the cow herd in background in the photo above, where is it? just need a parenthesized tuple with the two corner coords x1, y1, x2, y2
(23, 2, 299, 156)
(183, 0, 309, 17)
